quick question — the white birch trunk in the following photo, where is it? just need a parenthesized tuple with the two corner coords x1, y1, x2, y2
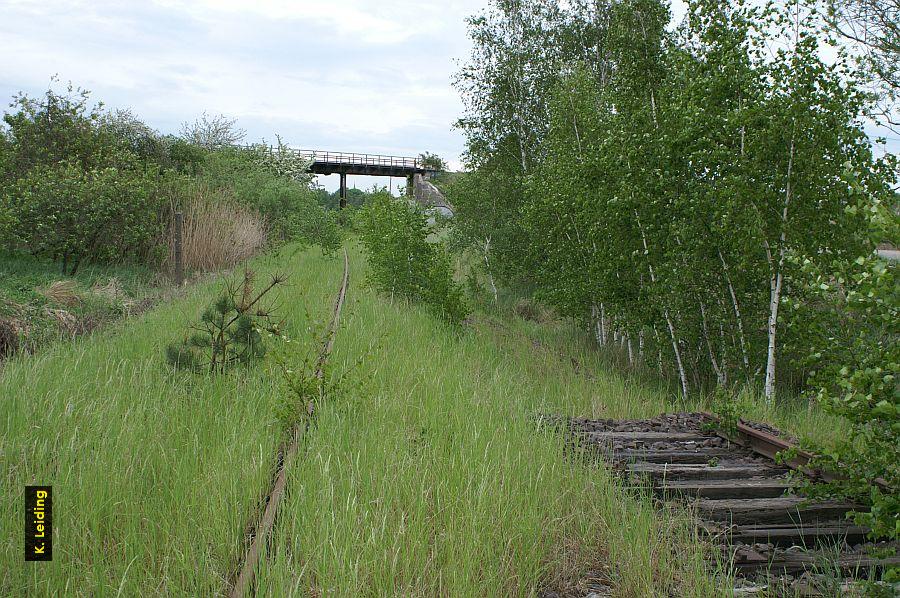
(718, 249, 750, 372)
(482, 237, 498, 305)
(764, 125, 795, 404)
(591, 303, 604, 346)
(764, 268, 784, 401)
(600, 304, 607, 345)
(699, 301, 725, 386)
(636, 212, 688, 399)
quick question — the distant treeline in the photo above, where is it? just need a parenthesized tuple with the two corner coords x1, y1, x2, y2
(0, 81, 340, 275)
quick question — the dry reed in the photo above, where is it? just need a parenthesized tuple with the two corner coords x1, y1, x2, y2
(38, 280, 81, 306)
(161, 184, 267, 273)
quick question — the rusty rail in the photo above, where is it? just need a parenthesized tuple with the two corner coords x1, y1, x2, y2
(719, 417, 890, 491)
(229, 248, 350, 598)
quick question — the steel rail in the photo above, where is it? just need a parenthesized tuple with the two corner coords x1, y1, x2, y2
(229, 248, 350, 598)
(717, 417, 890, 491)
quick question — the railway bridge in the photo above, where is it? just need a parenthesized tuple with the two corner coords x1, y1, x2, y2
(297, 150, 439, 208)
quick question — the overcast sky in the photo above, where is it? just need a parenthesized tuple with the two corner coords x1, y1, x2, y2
(0, 0, 894, 192)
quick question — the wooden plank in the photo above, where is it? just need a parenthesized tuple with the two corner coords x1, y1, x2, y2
(697, 497, 857, 525)
(659, 478, 789, 499)
(585, 431, 710, 442)
(628, 462, 785, 481)
(732, 550, 900, 574)
(727, 523, 871, 547)
(609, 448, 735, 464)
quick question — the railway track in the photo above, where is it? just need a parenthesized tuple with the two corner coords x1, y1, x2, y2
(229, 248, 350, 597)
(561, 412, 898, 592)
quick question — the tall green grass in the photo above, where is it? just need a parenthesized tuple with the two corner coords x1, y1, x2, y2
(1, 245, 341, 595)
(4, 242, 724, 595)
(483, 308, 846, 446)
(255, 245, 719, 596)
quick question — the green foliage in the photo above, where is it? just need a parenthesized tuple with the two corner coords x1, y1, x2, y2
(1, 81, 115, 178)
(453, 0, 893, 405)
(166, 138, 207, 175)
(786, 176, 899, 542)
(179, 112, 246, 149)
(7, 160, 163, 274)
(166, 269, 286, 373)
(0, 81, 334, 275)
(0, 202, 16, 246)
(198, 146, 337, 251)
(418, 151, 447, 172)
(356, 192, 469, 324)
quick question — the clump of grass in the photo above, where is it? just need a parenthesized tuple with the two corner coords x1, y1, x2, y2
(37, 280, 81, 306)
(161, 183, 268, 273)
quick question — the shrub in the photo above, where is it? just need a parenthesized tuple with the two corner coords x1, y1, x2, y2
(0, 202, 16, 246)
(787, 174, 899, 544)
(166, 138, 207, 175)
(179, 112, 245, 150)
(1, 82, 118, 178)
(6, 160, 163, 274)
(200, 146, 338, 250)
(100, 109, 168, 165)
(356, 192, 468, 324)
(166, 269, 285, 373)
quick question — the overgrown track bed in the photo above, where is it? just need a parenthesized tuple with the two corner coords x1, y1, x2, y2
(229, 248, 350, 597)
(558, 413, 898, 591)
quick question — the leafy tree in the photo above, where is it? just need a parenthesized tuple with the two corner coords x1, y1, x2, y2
(179, 112, 246, 149)
(1, 81, 115, 178)
(453, 0, 893, 404)
(418, 152, 448, 172)
(357, 191, 468, 324)
(100, 108, 168, 164)
(824, 0, 899, 128)
(786, 165, 898, 542)
(7, 160, 163, 274)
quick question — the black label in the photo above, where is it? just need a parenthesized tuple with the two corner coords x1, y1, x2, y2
(25, 486, 52, 561)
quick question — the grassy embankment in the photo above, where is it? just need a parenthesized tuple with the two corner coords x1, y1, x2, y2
(9, 240, 825, 595)
(0, 252, 165, 356)
(1, 244, 340, 594)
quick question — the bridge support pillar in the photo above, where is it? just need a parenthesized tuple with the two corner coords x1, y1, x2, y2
(339, 172, 347, 209)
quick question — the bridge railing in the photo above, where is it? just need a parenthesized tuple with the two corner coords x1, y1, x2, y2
(295, 150, 421, 170)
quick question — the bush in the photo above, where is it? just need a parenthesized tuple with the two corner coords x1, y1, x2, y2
(200, 146, 338, 250)
(2, 82, 117, 178)
(0, 202, 16, 246)
(6, 160, 163, 274)
(787, 176, 899, 544)
(166, 138, 207, 175)
(357, 192, 468, 324)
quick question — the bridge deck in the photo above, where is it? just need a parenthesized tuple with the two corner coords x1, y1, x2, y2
(297, 150, 432, 177)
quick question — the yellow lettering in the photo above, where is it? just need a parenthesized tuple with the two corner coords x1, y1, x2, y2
(36, 490, 47, 499)
(33, 544, 45, 554)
